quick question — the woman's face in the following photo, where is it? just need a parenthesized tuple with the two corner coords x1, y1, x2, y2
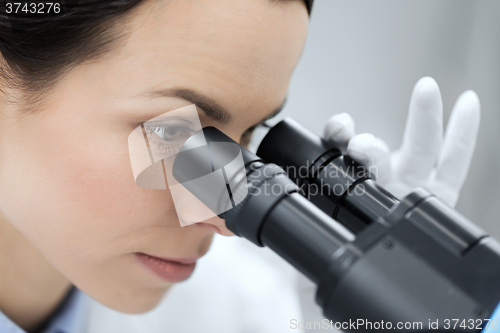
(0, 0, 308, 312)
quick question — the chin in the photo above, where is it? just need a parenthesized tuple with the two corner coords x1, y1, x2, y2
(94, 284, 171, 314)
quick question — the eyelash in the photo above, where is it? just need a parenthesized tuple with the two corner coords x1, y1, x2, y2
(143, 124, 196, 155)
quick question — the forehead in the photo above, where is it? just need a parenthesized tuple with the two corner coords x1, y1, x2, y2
(125, 0, 308, 75)
(95, 0, 308, 126)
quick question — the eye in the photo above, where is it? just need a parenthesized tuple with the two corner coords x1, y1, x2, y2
(151, 125, 186, 141)
(144, 120, 196, 155)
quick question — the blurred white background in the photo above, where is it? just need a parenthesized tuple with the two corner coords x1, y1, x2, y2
(260, 1, 500, 331)
(269, 0, 500, 236)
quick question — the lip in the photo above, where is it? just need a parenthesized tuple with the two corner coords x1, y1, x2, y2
(135, 253, 197, 282)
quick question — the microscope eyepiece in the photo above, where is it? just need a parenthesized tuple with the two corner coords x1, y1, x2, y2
(172, 127, 355, 283)
(258, 118, 399, 234)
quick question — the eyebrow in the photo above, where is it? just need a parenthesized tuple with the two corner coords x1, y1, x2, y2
(143, 88, 285, 125)
(144, 88, 231, 124)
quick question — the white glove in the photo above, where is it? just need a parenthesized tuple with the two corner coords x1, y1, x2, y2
(323, 77, 481, 207)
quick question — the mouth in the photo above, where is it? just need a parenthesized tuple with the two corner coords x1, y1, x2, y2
(135, 253, 198, 283)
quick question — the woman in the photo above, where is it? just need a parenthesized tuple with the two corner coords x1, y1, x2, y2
(0, 0, 480, 332)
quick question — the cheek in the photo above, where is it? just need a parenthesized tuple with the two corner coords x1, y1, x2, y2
(0, 115, 181, 260)
(58, 141, 174, 229)
(55, 133, 182, 237)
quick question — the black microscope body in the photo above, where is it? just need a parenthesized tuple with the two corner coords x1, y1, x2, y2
(173, 119, 500, 332)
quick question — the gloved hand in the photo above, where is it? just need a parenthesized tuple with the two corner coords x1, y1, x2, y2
(323, 77, 481, 207)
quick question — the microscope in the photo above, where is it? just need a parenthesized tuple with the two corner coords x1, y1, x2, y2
(172, 118, 500, 332)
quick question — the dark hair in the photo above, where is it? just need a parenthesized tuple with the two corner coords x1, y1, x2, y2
(0, 0, 145, 105)
(0, 0, 312, 107)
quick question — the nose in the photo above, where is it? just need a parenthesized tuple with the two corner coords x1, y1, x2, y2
(195, 216, 235, 236)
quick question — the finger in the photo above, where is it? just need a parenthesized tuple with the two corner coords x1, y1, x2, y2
(428, 181, 460, 208)
(396, 77, 443, 185)
(323, 113, 356, 151)
(432, 90, 480, 204)
(347, 133, 391, 184)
